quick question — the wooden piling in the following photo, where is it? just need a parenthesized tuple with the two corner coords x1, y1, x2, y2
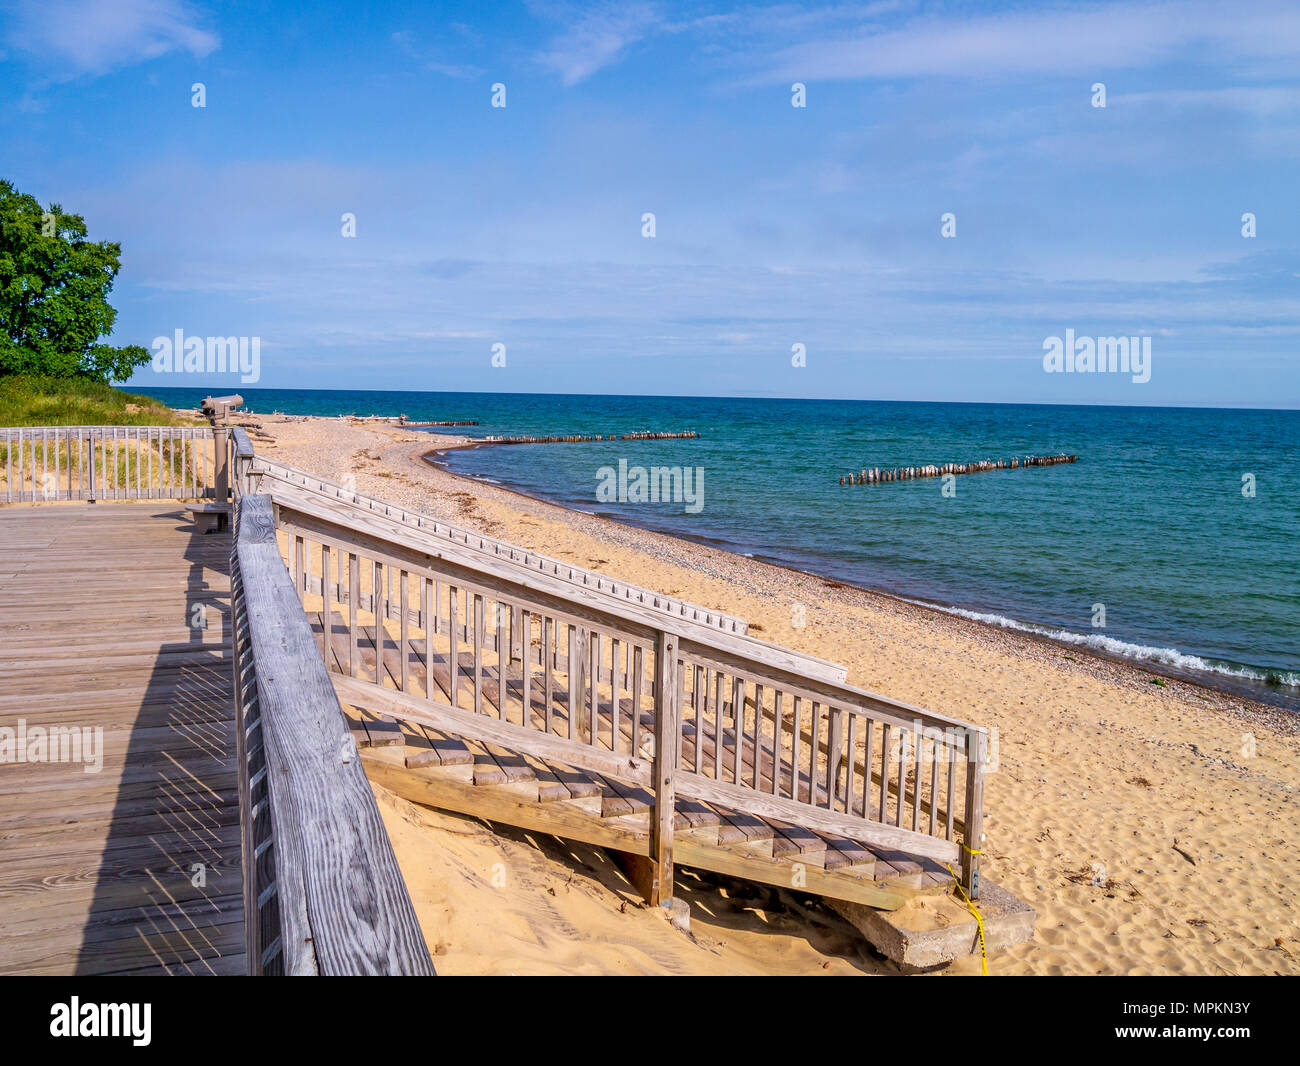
(837, 453, 1077, 487)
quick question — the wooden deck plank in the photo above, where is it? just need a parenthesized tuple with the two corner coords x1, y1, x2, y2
(0, 503, 242, 976)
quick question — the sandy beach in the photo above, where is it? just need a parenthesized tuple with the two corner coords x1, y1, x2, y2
(246, 413, 1300, 976)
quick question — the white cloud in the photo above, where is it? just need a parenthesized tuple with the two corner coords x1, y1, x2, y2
(532, 2, 665, 85)
(1115, 87, 1300, 114)
(744, 0, 1300, 84)
(391, 29, 482, 80)
(6, 0, 218, 77)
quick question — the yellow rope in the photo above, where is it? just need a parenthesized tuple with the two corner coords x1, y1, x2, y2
(947, 860, 989, 976)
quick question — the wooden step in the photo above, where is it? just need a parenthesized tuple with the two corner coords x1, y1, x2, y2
(403, 724, 475, 779)
(328, 624, 954, 907)
(359, 735, 925, 912)
(769, 819, 827, 867)
(517, 753, 603, 812)
(819, 834, 877, 878)
(711, 806, 775, 858)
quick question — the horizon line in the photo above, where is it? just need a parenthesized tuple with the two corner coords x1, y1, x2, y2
(125, 383, 1300, 414)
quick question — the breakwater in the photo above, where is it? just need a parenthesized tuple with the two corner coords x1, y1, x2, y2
(840, 453, 1077, 485)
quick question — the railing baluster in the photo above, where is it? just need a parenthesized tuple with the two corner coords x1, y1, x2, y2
(730, 676, 744, 785)
(895, 729, 907, 828)
(348, 552, 360, 678)
(913, 724, 924, 830)
(521, 609, 532, 730)
(623, 642, 636, 754)
(321, 543, 333, 667)
(845, 715, 857, 817)
(880, 723, 891, 822)
(771, 691, 783, 796)
(473, 593, 484, 718)
(710, 669, 722, 782)
(609, 636, 620, 754)
(544, 616, 555, 735)
(790, 696, 802, 801)
(929, 728, 940, 837)
(827, 707, 841, 810)
(863, 720, 875, 819)
(589, 631, 600, 747)
(424, 577, 435, 702)
(449, 586, 461, 709)
(809, 701, 822, 802)
(371, 560, 383, 685)
(571, 626, 587, 742)
(399, 570, 410, 694)
(946, 738, 957, 839)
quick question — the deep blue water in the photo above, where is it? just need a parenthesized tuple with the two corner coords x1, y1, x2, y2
(138, 387, 1299, 705)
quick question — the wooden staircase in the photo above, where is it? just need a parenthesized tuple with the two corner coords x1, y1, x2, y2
(310, 610, 956, 911)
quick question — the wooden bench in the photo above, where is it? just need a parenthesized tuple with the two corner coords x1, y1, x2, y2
(187, 502, 231, 533)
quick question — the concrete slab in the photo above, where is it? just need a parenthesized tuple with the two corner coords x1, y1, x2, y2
(830, 879, 1034, 970)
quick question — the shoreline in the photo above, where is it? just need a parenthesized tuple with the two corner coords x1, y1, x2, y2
(418, 435, 1298, 717)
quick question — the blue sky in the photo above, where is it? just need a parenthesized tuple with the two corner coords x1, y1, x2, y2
(2, 0, 1297, 407)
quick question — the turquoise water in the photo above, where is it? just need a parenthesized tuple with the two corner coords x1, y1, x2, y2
(137, 387, 1299, 707)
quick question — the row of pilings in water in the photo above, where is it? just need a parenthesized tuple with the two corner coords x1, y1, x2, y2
(840, 453, 1078, 485)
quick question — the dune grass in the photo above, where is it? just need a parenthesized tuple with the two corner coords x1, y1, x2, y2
(0, 376, 198, 427)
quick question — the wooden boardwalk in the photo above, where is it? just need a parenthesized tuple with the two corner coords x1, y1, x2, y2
(0, 503, 243, 975)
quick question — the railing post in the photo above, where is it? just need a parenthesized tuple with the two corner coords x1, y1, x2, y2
(649, 628, 679, 905)
(212, 425, 230, 502)
(86, 429, 96, 504)
(961, 729, 987, 899)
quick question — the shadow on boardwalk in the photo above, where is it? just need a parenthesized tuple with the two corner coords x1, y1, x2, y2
(72, 509, 243, 975)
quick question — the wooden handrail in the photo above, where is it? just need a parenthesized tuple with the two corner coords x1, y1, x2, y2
(233, 495, 435, 974)
(269, 489, 988, 889)
(259, 470, 849, 686)
(247, 455, 770, 641)
(2, 423, 988, 899)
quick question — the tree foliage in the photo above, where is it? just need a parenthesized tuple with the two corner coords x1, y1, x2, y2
(0, 178, 149, 382)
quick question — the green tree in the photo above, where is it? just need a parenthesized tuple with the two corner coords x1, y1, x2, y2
(0, 178, 149, 382)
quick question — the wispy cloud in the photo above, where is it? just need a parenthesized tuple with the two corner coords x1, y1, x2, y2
(1115, 87, 1300, 114)
(391, 29, 483, 80)
(744, 0, 1300, 84)
(4, 0, 218, 77)
(531, 2, 667, 85)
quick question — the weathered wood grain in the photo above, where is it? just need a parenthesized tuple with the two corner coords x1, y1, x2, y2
(234, 495, 435, 975)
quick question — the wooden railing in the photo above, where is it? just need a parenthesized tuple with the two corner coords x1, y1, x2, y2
(267, 487, 989, 896)
(240, 449, 848, 687)
(5, 421, 987, 916)
(232, 494, 435, 974)
(1, 425, 220, 503)
(243, 447, 754, 636)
